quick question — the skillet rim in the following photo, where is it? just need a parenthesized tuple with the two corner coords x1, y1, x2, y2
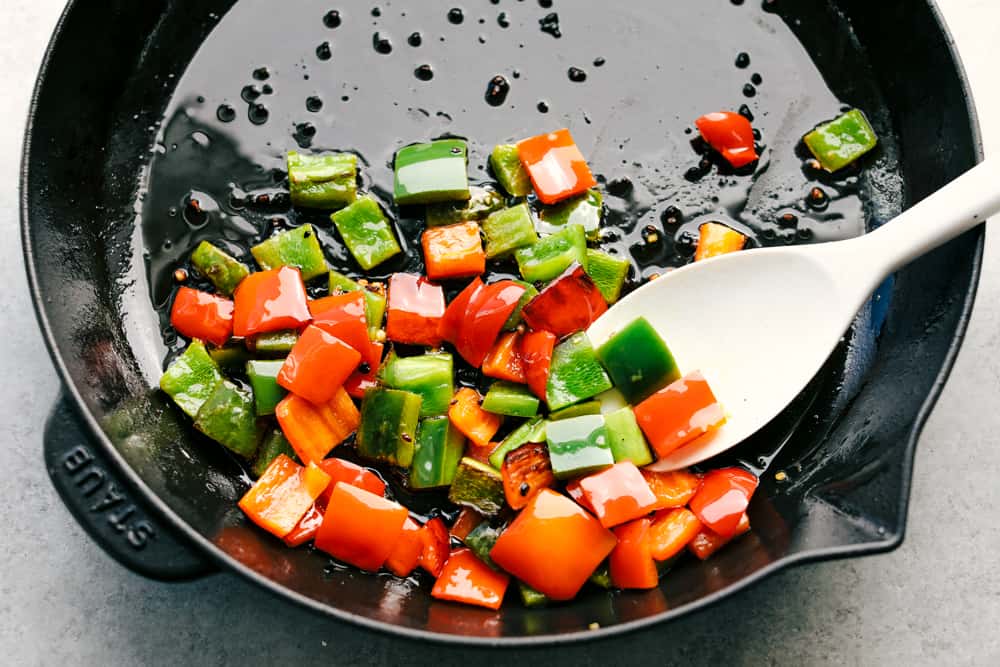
(19, 0, 984, 646)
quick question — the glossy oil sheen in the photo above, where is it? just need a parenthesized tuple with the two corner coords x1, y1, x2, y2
(21, 0, 981, 644)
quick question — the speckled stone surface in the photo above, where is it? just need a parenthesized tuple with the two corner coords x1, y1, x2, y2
(2, 1, 999, 665)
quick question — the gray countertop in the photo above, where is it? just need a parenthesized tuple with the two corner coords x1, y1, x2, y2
(3, 1, 999, 665)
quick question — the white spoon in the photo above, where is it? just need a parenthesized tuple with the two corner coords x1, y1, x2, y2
(587, 158, 1000, 471)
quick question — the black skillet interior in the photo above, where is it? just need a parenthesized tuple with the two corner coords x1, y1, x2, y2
(23, 0, 981, 644)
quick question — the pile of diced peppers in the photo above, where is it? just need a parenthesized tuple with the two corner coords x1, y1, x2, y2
(160, 110, 876, 610)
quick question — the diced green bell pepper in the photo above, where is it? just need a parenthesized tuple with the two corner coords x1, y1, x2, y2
(487, 416, 546, 469)
(515, 224, 587, 283)
(803, 108, 878, 172)
(330, 196, 402, 270)
(357, 388, 422, 467)
(537, 189, 602, 240)
(411, 416, 465, 489)
(194, 380, 260, 458)
(546, 332, 613, 411)
(329, 270, 387, 339)
(208, 344, 251, 374)
(448, 457, 506, 516)
(246, 359, 287, 416)
(502, 280, 539, 330)
(589, 563, 612, 589)
(596, 317, 679, 404)
(549, 400, 602, 421)
(490, 144, 532, 197)
(160, 340, 224, 418)
(585, 249, 630, 304)
(544, 414, 614, 479)
(393, 139, 471, 205)
(426, 186, 505, 227)
(518, 582, 549, 608)
(251, 429, 298, 478)
(464, 521, 504, 569)
(249, 330, 299, 355)
(482, 203, 539, 259)
(378, 351, 453, 417)
(287, 151, 358, 209)
(481, 381, 540, 417)
(251, 224, 328, 281)
(604, 407, 653, 466)
(190, 241, 249, 296)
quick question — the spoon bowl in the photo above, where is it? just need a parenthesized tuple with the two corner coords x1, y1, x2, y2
(589, 158, 1000, 470)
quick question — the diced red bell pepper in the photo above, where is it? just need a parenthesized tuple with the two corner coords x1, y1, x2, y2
(490, 488, 616, 600)
(695, 111, 759, 168)
(277, 325, 362, 405)
(516, 128, 597, 205)
(422, 221, 487, 281)
(233, 266, 311, 337)
(275, 389, 360, 464)
(314, 483, 409, 571)
(501, 442, 556, 511)
(450, 508, 483, 542)
(385, 517, 424, 577)
(564, 478, 593, 514)
(688, 467, 758, 538)
(647, 508, 703, 561)
(448, 387, 503, 448)
(309, 292, 381, 369)
(465, 441, 497, 466)
(238, 455, 331, 539)
(418, 516, 450, 577)
(610, 517, 659, 590)
(694, 222, 747, 262)
(438, 278, 483, 344)
(576, 462, 660, 528)
(641, 469, 703, 510)
(455, 281, 526, 367)
(316, 457, 386, 504)
(170, 287, 234, 347)
(282, 503, 325, 548)
(521, 263, 607, 338)
(343, 341, 384, 399)
(520, 330, 556, 400)
(431, 548, 510, 610)
(688, 512, 750, 560)
(633, 371, 726, 458)
(482, 331, 526, 383)
(386, 273, 446, 347)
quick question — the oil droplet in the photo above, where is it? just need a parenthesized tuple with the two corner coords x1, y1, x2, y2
(294, 122, 317, 148)
(497, 12, 510, 28)
(661, 206, 683, 225)
(252, 67, 270, 81)
(408, 31, 422, 46)
(738, 104, 754, 121)
(512, 69, 521, 79)
(593, 56, 606, 67)
(323, 10, 342, 28)
(537, 100, 549, 113)
(807, 186, 829, 210)
(195, 95, 205, 104)
(414, 64, 434, 81)
(249, 103, 270, 125)
(371, 7, 381, 17)
(568, 67, 587, 82)
(732, 0, 746, 5)
(539, 12, 561, 37)
(674, 229, 698, 255)
(539, 0, 553, 6)
(373, 32, 393, 54)
(735, 52, 750, 68)
(241, 84, 262, 102)
(778, 212, 798, 227)
(751, 72, 763, 85)
(448, 8, 464, 24)
(316, 41, 333, 60)
(742, 83, 757, 97)
(306, 95, 324, 112)
(216, 104, 236, 123)
(262, 84, 273, 95)
(485, 75, 510, 106)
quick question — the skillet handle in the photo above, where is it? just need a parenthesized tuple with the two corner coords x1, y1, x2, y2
(43, 395, 216, 581)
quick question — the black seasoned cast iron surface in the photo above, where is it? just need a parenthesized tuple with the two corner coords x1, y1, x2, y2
(22, 0, 981, 644)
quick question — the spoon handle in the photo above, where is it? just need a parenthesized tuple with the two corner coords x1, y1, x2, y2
(850, 157, 1000, 276)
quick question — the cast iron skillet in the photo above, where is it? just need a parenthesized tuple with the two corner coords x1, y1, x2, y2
(22, 0, 982, 645)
